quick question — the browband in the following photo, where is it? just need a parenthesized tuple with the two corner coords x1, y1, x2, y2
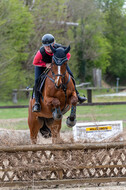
(52, 56, 68, 66)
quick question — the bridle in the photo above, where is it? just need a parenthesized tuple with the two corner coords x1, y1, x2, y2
(46, 44, 71, 90)
(47, 60, 70, 89)
(46, 45, 71, 109)
(51, 62, 66, 86)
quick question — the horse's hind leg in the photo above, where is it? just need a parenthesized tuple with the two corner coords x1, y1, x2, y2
(28, 117, 42, 144)
(40, 119, 51, 138)
(28, 101, 42, 144)
(47, 119, 62, 144)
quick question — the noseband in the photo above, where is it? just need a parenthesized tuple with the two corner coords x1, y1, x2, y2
(51, 64, 67, 89)
(51, 64, 67, 78)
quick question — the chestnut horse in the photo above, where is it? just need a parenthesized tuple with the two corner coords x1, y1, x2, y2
(28, 45, 78, 144)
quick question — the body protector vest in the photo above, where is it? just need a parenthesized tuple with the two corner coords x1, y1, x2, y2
(40, 43, 66, 63)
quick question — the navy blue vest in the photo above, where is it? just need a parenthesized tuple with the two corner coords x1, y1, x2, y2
(40, 43, 65, 63)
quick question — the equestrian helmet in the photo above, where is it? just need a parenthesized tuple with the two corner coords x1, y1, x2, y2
(42, 34, 55, 46)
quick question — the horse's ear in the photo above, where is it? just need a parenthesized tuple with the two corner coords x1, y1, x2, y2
(50, 45, 56, 53)
(64, 45, 70, 54)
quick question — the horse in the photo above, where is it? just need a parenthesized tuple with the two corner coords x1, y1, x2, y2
(28, 45, 78, 144)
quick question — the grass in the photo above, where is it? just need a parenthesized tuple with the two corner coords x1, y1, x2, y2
(0, 108, 28, 119)
(0, 88, 126, 130)
(0, 104, 126, 131)
(0, 99, 29, 106)
(0, 104, 126, 121)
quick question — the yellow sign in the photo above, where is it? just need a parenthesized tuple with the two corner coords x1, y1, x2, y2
(86, 126, 112, 132)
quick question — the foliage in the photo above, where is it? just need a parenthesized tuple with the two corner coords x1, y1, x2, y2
(106, 1, 126, 81)
(1, 0, 126, 100)
(25, 0, 70, 84)
(95, 0, 126, 83)
(0, 0, 34, 99)
(67, 0, 111, 82)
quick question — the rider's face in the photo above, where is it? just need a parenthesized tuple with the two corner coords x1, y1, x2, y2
(44, 43, 54, 53)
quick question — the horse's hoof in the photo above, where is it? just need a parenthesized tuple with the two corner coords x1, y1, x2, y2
(52, 111, 62, 120)
(66, 116, 76, 128)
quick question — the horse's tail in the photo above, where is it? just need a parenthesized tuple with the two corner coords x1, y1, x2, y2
(39, 122, 51, 138)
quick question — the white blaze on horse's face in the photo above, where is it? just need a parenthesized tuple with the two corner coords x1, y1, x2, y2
(55, 66, 61, 86)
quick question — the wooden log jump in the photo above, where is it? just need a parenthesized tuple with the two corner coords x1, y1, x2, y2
(0, 142, 126, 188)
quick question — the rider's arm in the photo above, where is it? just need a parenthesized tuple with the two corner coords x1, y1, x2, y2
(33, 51, 46, 67)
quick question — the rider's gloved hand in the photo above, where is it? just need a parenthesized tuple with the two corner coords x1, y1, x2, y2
(46, 63, 51, 68)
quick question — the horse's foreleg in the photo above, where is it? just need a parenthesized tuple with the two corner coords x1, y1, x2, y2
(66, 105, 77, 127)
(67, 93, 78, 128)
(52, 106, 62, 120)
(46, 97, 62, 120)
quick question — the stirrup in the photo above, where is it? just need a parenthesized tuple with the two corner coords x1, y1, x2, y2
(32, 102, 41, 112)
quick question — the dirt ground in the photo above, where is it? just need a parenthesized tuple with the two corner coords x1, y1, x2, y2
(0, 184, 126, 190)
(37, 186, 126, 190)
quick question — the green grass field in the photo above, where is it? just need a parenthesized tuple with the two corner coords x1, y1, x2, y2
(0, 104, 126, 131)
(0, 88, 126, 131)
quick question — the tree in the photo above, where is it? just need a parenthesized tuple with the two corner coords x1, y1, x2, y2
(95, 0, 126, 83)
(0, 0, 34, 99)
(25, 0, 70, 76)
(67, 0, 111, 82)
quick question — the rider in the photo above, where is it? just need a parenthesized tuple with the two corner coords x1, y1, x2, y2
(32, 34, 86, 112)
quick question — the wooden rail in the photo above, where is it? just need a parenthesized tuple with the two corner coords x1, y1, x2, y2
(11, 85, 126, 104)
(1, 101, 126, 109)
(0, 142, 126, 152)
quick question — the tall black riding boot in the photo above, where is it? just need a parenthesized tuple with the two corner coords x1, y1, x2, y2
(71, 78, 87, 104)
(32, 89, 41, 112)
(76, 89, 87, 104)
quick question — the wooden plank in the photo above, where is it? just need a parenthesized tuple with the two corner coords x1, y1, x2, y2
(1, 177, 126, 188)
(76, 82, 91, 87)
(85, 86, 126, 90)
(0, 142, 126, 152)
(78, 102, 126, 106)
(1, 101, 126, 109)
(0, 105, 28, 109)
